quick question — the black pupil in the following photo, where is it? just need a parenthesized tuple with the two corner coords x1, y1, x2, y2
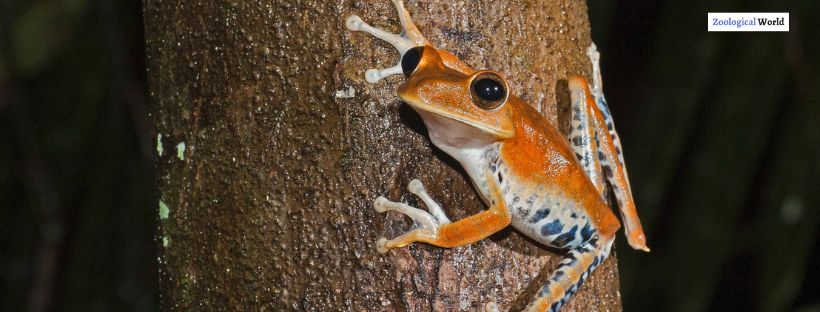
(474, 78, 505, 102)
(401, 46, 423, 77)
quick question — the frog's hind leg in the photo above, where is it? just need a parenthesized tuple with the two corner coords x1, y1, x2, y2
(578, 43, 649, 251)
(346, 0, 428, 83)
(524, 236, 615, 312)
(567, 75, 607, 195)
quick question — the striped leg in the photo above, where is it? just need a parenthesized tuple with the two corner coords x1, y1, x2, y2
(567, 75, 607, 197)
(584, 43, 649, 252)
(524, 237, 615, 312)
(519, 43, 651, 312)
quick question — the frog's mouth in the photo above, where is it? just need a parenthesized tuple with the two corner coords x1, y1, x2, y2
(411, 106, 503, 149)
(397, 91, 513, 141)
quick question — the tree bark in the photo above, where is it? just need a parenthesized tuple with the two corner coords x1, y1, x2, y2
(144, 0, 622, 311)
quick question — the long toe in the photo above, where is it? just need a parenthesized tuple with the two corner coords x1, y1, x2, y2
(484, 301, 500, 312)
(373, 196, 389, 213)
(376, 238, 390, 253)
(408, 179, 424, 193)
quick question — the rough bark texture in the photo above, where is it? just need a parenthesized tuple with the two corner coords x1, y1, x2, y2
(144, 0, 621, 311)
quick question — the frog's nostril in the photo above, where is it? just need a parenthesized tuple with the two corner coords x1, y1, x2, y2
(401, 46, 424, 77)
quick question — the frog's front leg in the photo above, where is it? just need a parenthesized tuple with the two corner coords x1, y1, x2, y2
(373, 179, 446, 253)
(374, 176, 511, 253)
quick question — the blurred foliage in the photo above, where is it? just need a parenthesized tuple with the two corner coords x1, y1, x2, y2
(0, 0, 156, 311)
(592, 0, 820, 311)
(0, 0, 818, 311)
(10, 0, 88, 76)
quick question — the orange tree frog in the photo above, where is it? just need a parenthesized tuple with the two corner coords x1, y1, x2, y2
(346, 1, 649, 311)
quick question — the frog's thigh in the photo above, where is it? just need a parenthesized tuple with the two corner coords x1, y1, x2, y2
(567, 76, 606, 196)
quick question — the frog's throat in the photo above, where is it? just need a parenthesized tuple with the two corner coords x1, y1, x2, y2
(400, 96, 513, 140)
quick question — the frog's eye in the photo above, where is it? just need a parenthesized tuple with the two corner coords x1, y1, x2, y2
(401, 46, 424, 77)
(470, 72, 507, 110)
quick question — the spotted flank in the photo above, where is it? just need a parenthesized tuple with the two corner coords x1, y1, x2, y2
(477, 145, 598, 250)
(459, 140, 611, 311)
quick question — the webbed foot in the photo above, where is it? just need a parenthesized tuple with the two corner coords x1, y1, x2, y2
(373, 179, 450, 253)
(346, 0, 428, 83)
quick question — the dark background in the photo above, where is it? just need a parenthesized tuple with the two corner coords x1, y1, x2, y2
(1, 0, 817, 311)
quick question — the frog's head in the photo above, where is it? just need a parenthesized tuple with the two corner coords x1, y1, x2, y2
(397, 46, 515, 147)
(346, 3, 515, 147)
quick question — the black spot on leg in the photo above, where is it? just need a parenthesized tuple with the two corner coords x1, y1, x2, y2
(553, 225, 578, 247)
(497, 171, 503, 183)
(486, 148, 501, 168)
(551, 270, 565, 281)
(541, 220, 565, 236)
(572, 136, 584, 147)
(538, 284, 550, 297)
(529, 208, 551, 223)
(602, 166, 614, 178)
(565, 254, 578, 266)
(580, 223, 596, 243)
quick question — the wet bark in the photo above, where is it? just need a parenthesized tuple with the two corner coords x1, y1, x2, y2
(144, 0, 621, 310)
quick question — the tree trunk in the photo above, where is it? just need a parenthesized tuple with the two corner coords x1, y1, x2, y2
(143, 0, 622, 310)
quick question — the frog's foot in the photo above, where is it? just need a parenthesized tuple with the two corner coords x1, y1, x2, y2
(373, 196, 440, 253)
(373, 180, 449, 253)
(586, 42, 603, 94)
(346, 0, 429, 83)
(408, 179, 451, 224)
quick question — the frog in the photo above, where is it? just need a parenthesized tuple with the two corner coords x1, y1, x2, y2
(346, 1, 649, 311)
